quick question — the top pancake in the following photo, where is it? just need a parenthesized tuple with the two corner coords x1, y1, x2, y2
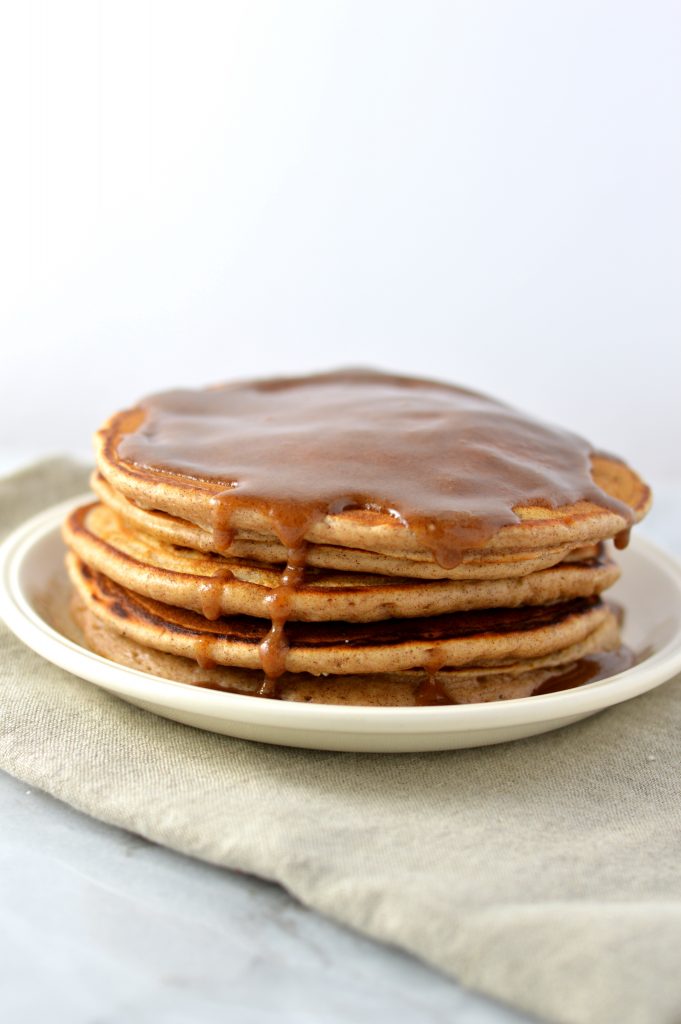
(95, 369, 651, 566)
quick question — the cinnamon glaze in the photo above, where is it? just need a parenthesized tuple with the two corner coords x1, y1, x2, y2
(415, 649, 456, 705)
(531, 646, 635, 695)
(197, 567, 234, 621)
(117, 370, 634, 567)
(258, 543, 307, 696)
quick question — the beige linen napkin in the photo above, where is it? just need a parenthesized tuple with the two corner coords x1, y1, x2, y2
(2, 459, 681, 1024)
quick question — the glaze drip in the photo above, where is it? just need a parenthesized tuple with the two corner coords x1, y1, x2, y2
(197, 566, 234, 621)
(414, 648, 455, 705)
(531, 646, 634, 695)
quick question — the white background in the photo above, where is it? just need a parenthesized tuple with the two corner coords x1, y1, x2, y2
(1, 1, 679, 481)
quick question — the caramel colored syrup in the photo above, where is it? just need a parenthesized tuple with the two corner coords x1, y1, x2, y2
(531, 646, 635, 695)
(197, 566, 235, 621)
(210, 489, 238, 554)
(414, 677, 456, 705)
(413, 645, 635, 706)
(118, 369, 636, 573)
(415, 649, 456, 705)
(614, 527, 631, 551)
(211, 487, 311, 696)
(256, 543, 308, 699)
(195, 635, 217, 671)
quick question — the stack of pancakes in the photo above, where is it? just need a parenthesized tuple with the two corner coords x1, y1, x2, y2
(63, 370, 651, 706)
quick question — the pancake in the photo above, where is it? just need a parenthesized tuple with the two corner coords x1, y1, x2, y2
(95, 371, 651, 567)
(91, 472, 601, 580)
(64, 502, 621, 622)
(65, 369, 650, 705)
(73, 596, 630, 706)
(68, 553, 617, 678)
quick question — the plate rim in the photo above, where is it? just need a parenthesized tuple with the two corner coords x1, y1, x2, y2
(2, 493, 681, 736)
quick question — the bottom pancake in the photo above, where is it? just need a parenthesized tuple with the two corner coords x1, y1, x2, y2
(73, 597, 632, 706)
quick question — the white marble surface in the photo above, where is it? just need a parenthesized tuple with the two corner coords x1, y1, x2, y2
(1, 771, 533, 1024)
(1, 457, 679, 1023)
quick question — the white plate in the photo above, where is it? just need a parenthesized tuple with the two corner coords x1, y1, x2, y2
(2, 495, 681, 753)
